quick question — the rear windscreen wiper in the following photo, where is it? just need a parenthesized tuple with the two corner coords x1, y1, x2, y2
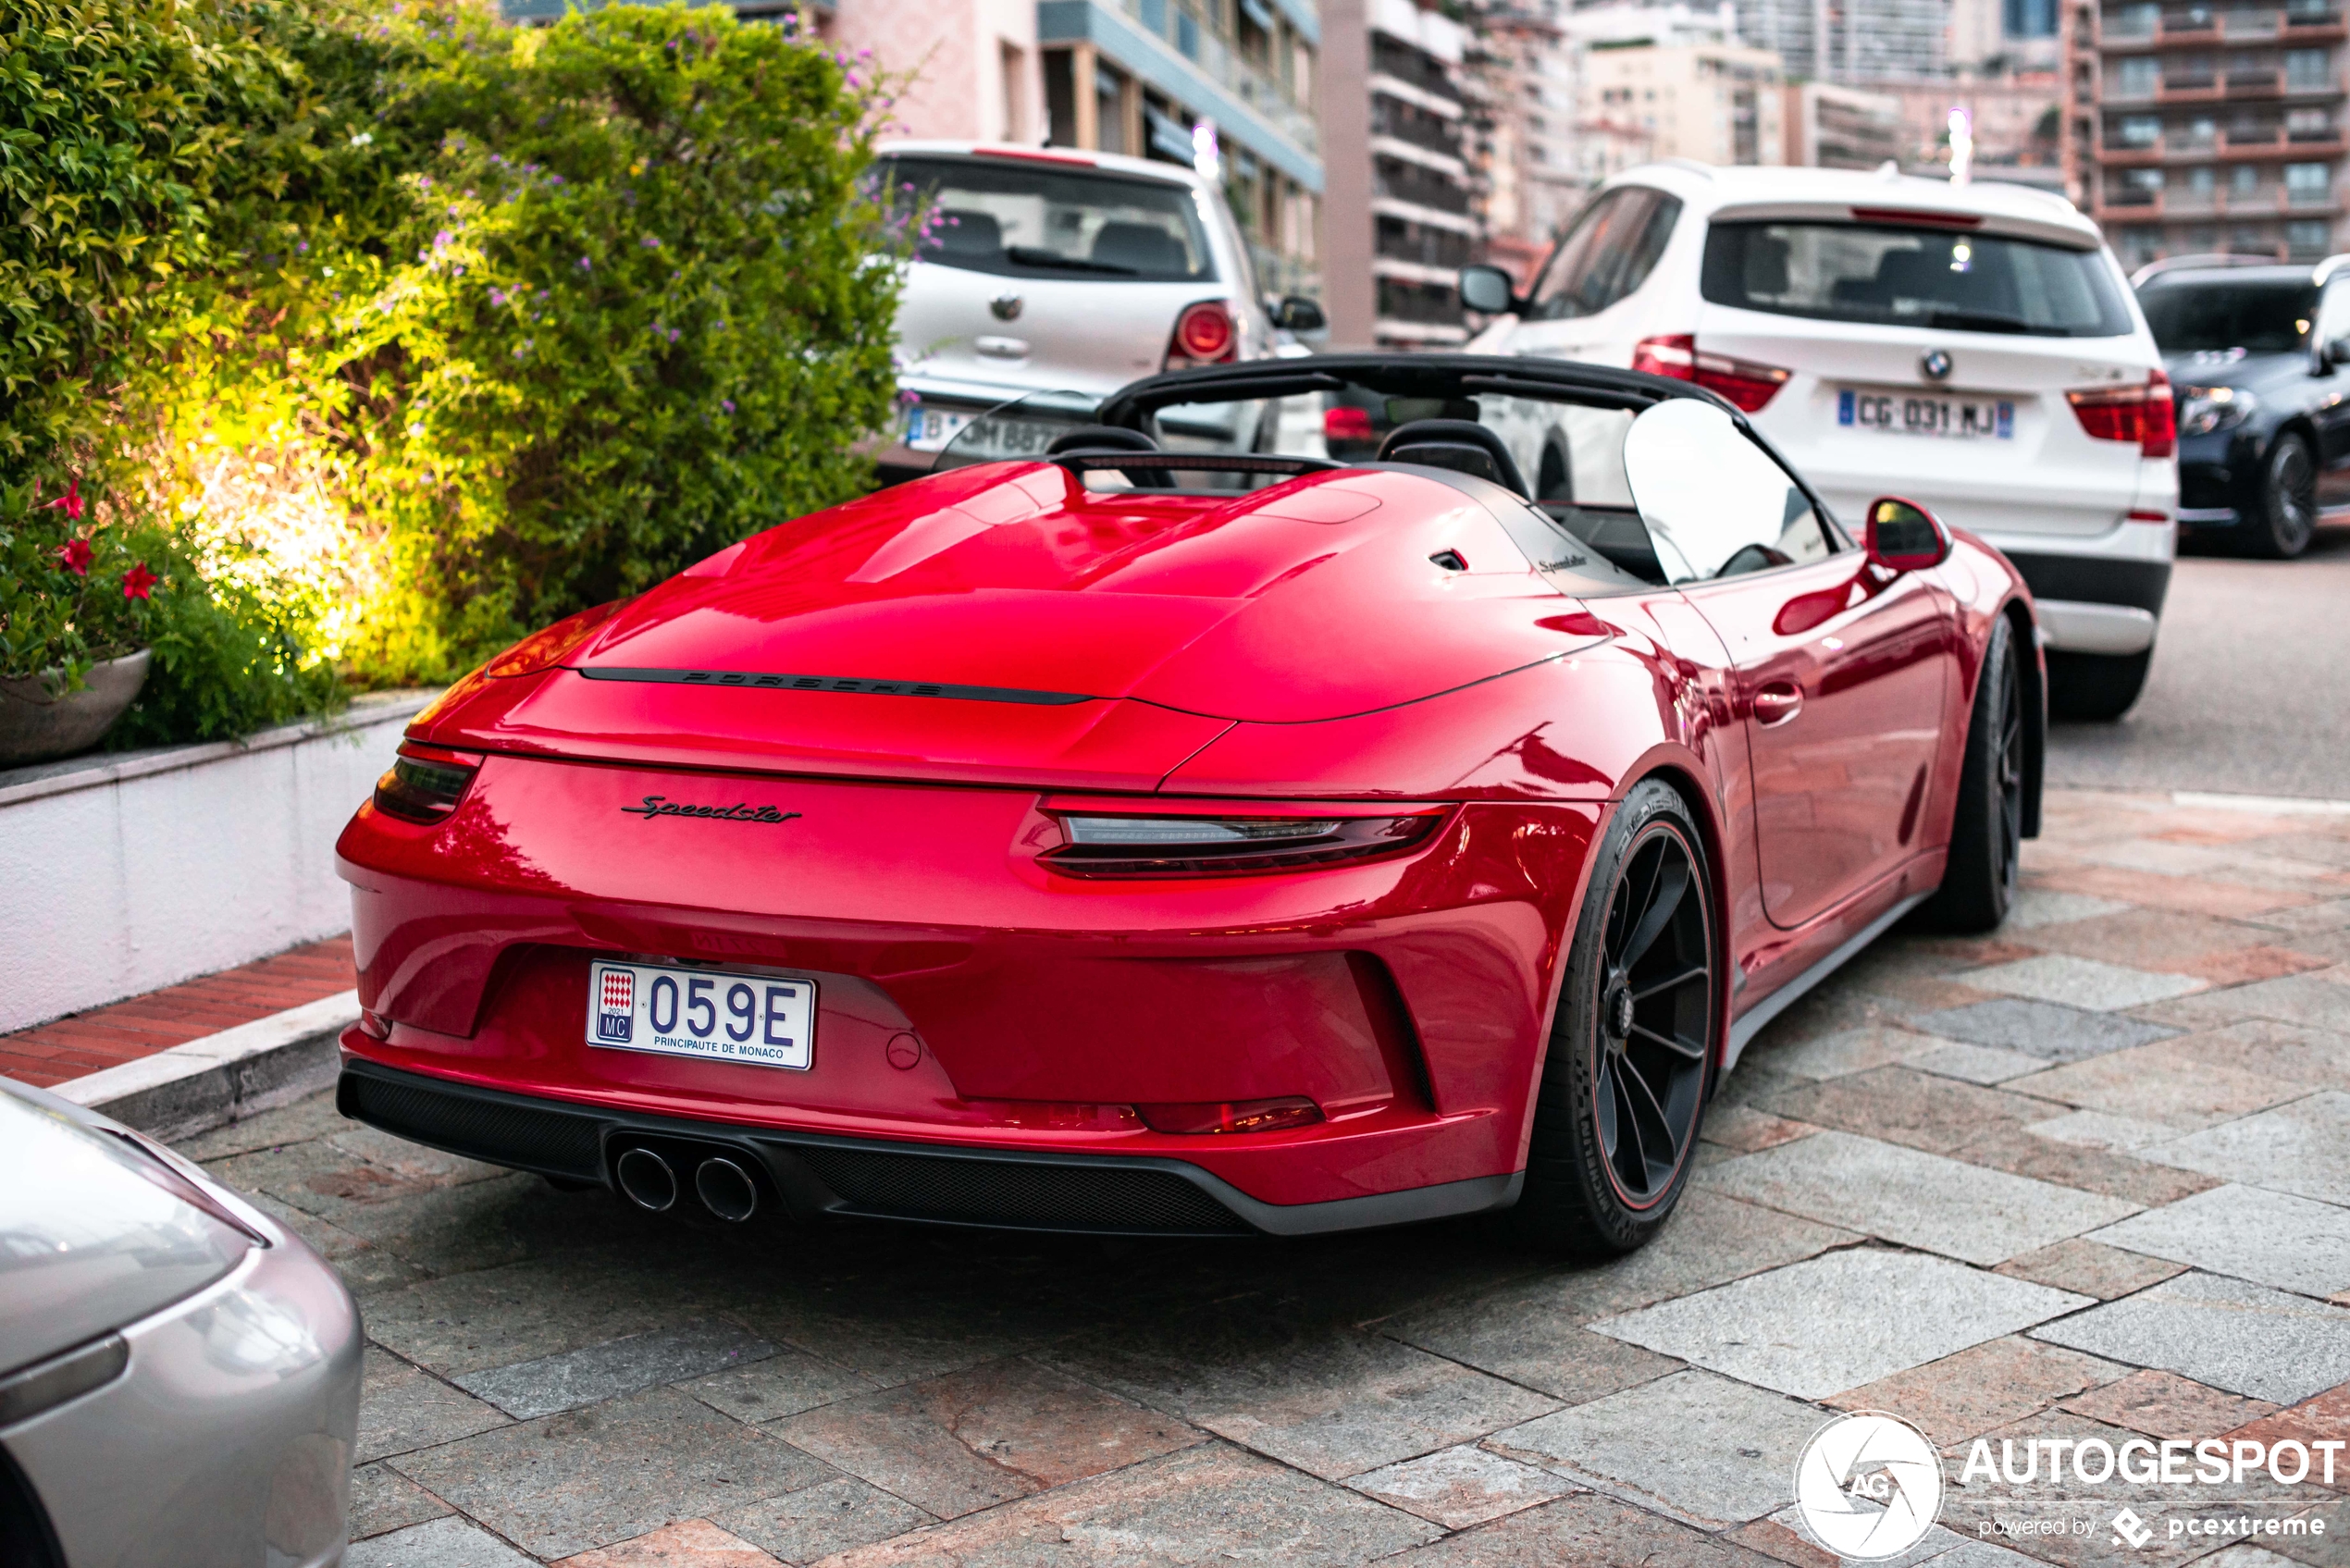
(1924, 307, 2032, 334)
(1005, 248, 1137, 276)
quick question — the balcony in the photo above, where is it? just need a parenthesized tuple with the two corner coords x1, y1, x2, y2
(1109, 0, 1318, 154)
(2228, 67, 2284, 92)
(2096, 183, 2344, 216)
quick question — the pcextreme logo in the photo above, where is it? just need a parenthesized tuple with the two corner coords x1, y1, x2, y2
(1795, 1412, 1946, 1561)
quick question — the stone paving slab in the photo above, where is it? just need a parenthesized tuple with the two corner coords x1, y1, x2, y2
(1485, 1369, 1825, 1529)
(2031, 1271, 2350, 1404)
(153, 785, 2350, 1564)
(2138, 1092, 2350, 1204)
(1589, 1248, 2092, 1400)
(458, 1320, 780, 1420)
(1697, 1130, 2141, 1266)
(2085, 1185, 2350, 1299)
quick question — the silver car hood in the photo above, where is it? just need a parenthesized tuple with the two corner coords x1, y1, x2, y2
(0, 1082, 254, 1376)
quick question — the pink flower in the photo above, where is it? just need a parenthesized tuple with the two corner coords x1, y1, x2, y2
(122, 563, 157, 600)
(56, 537, 93, 574)
(43, 477, 83, 521)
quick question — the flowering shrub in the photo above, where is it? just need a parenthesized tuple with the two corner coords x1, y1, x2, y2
(0, 480, 159, 686)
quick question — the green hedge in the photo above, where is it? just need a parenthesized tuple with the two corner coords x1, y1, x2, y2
(2, 0, 904, 734)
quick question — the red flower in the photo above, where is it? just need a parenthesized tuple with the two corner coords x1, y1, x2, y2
(122, 563, 157, 600)
(56, 538, 93, 575)
(43, 478, 83, 522)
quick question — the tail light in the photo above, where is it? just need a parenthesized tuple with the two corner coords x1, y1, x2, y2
(1324, 406, 1375, 441)
(1631, 334, 1791, 413)
(373, 743, 480, 823)
(1040, 809, 1443, 877)
(1137, 1097, 1324, 1134)
(2066, 370, 2175, 458)
(1165, 300, 1237, 370)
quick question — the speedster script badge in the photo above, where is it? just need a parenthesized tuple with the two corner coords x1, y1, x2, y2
(622, 796, 803, 824)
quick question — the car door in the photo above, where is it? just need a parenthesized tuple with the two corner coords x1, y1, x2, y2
(2309, 278, 2350, 507)
(1621, 401, 1954, 931)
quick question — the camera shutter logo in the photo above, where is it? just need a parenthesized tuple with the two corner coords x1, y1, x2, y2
(597, 969, 635, 1043)
(1795, 1412, 1944, 1560)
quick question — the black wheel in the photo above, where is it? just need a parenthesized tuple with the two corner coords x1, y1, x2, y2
(2047, 647, 2153, 722)
(2247, 430, 2318, 559)
(1512, 778, 1716, 1255)
(1922, 613, 2025, 932)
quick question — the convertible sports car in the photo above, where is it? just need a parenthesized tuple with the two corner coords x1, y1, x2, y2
(334, 353, 2042, 1253)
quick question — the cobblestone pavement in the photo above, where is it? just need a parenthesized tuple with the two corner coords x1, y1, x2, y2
(183, 787, 2350, 1568)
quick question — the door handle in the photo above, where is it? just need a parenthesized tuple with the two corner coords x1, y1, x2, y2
(1753, 682, 1802, 726)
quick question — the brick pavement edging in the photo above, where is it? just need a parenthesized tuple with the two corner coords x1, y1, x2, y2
(54, 989, 359, 1141)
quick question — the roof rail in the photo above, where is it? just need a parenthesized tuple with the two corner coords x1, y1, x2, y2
(1655, 157, 1717, 180)
(2312, 252, 2350, 284)
(2129, 252, 2288, 287)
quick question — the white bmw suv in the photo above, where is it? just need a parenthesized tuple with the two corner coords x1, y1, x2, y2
(871, 140, 1321, 484)
(1463, 164, 2176, 721)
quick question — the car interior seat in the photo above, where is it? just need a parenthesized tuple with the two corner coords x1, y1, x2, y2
(1744, 235, 1791, 298)
(934, 209, 1005, 264)
(1377, 419, 1530, 498)
(1091, 222, 1190, 277)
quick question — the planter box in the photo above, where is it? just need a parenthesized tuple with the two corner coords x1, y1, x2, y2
(0, 691, 436, 1034)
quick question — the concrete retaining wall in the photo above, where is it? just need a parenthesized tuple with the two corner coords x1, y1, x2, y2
(0, 690, 434, 1033)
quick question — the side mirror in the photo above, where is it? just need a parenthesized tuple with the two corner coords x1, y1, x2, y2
(2326, 336, 2350, 369)
(1457, 264, 1519, 315)
(1864, 496, 1951, 573)
(1272, 295, 1328, 334)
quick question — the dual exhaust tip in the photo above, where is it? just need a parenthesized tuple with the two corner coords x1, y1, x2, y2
(614, 1146, 761, 1222)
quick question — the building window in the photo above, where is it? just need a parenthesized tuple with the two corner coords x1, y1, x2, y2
(2289, 106, 2332, 138)
(2117, 114, 2161, 144)
(2288, 161, 2332, 201)
(2286, 47, 2331, 88)
(1044, 50, 1076, 149)
(2234, 161, 2262, 191)
(2113, 56, 2160, 96)
(2290, 217, 2332, 253)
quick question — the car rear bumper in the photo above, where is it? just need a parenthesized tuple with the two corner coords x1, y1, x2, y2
(336, 757, 1598, 1217)
(337, 1054, 1523, 1238)
(1976, 537, 2172, 657)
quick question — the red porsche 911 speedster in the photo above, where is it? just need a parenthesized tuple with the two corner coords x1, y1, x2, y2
(334, 354, 2042, 1253)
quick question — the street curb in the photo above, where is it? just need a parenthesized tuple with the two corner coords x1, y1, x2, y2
(53, 991, 357, 1142)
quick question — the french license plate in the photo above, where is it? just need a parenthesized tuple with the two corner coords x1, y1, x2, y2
(904, 406, 974, 451)
(586, 959, 814, 1071)
(1838, 389, 2013, 439)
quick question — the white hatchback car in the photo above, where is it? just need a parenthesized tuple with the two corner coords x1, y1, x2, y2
(1462, 164, 2177, 720)
(872, 140, 1321, 483)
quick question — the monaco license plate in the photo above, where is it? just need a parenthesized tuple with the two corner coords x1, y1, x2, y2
(1838, 389, 2013, 440)
(903, 406, 974, 451)
(586, 959, 814, 1070)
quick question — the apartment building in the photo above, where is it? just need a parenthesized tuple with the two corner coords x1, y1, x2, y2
(2063, 0, 2349, 265)
(1735, 0, 1945, 80)
(1783, 80, 1904, 165)
(1323, 0, 1483, 347)
(1581, 37, 1787, 166)
(1033, 0, 1326, 295)
(1462, 3, 1584, 280)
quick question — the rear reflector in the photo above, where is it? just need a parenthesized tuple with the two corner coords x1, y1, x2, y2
(1325, 406, 1375, 441)
(1632, 334, 1792, 413)
(2067, 369, 2175, 458)
(1041, 810, 1442, 876)
(373, 744, 480, 824)
(967, 1101, 1144, 1131)
(1136, 1097, 1324, 1135)
(1166, 300, 1237, 370)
